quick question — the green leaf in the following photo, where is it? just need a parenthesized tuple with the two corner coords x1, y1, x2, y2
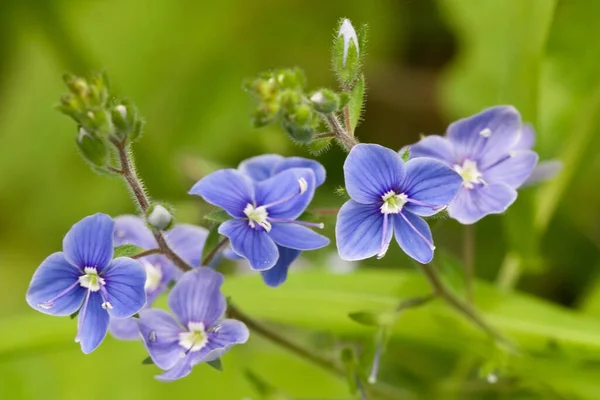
(340, 347, 359, 394)
(203, 209, 231, 224)
(307, 136, 333, 155)
(113, 244, 146, 258)
(347, 74, 365, 133)
(348, 310, 395, 327)
(141, 356, 154, 365)
(206, 358, 223, 372)
(201, 224, 222, 263)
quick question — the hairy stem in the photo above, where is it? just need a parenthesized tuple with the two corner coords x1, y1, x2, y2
(464, 225, 474, 303)
(324, 113, 358, 151)
(109, 138, 403, 399)
(202, 237, 229, 266)
(343, 104, 353, 137)
(131, 248, 162, 259)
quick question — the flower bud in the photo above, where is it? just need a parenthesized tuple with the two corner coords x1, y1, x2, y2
(251, 102, 280, 128)
(281, 118, 314, 143)
(332, 18, 363, 88)
(146, 204, 173, 231)
(111, 104, 128, 132)
(76, 128, 108, 167)
(310, 89, 340, 113)
(275, 68, 306, 90)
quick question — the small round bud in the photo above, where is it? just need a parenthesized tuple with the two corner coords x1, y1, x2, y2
(290, 104, 313, 126)
(310, 89, 340, 113)
(279, 90, 303, 111)
(281, 118, 314, 143)
(76, 128, 108, 167)
(146, 204, 173, 231)
(251, 102, 280, 128)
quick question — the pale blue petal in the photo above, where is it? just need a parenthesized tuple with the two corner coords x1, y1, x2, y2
(522, 160, 562, 187)
(219, 219, 279, 271)
(261, 246, 301, 287)
(448, 183, 517, 225)
(513, 123, 535, 150)
(447, 106, 521, 168)
(63, 213, 115, 271)
(137, 308, 184, 370)
(102, 257, 147, 318)
(255, 168, 316, 219)
(113, 215, 156, 249)
(77, 292, 109, 354)
(238, 154, 284, 181)
(408, 135, 456, 164)
(344, 144, 405, 204)
(26, 252, 86, 316)
(336, 200, 391, 261)
(268, 223, 329, 250)
(165, 224, 209, 267)
(402, 158, 462, 217)
(483, 150, 538, 189)
(393, 212, 434, 264)
(189, 169, 254, 218)
(155, 355, 194, 382)
(272, 157, 327, 187)
(192, 319, 250, 364)
(168, 268, 226, 327)
(109, 317, 140, 341)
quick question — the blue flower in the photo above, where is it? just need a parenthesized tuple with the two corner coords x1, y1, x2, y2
(26, 213, 147, 353)
(514, 124, 562, 187)
(189, 166, 329, 272)
(109, 215, 209, 340)
(237, 154, 326, 287)
(137, 268, 249, 381)
(409, 106, 539, 224)
(336, 144, 462, 263)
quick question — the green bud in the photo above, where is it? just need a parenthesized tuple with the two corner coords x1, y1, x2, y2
(251, 102, 280, 128)
(146, 204, 174, 231)
(275, 68, 306, 90)
(130, 119, 144, 142)
(289, 103, 312, 126)
(111, 104, 129, 133)
(246, 75, 278, 101)
(281, 118, 314, 143)
(332, 18, 363, 88)
(76, 128, 108, 166)
(279, 90, 302, 112)
(310, 89, 340, 113)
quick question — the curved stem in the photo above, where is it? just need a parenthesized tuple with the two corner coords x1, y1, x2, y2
(324, 113, 358, 151)
(131, 248, 161, 259)
(202, 237, 229, 266)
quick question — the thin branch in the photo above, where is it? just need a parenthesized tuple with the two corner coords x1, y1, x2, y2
(396, 293, 437, 313)
(343, 104, 353, 137)
(132, 248, 161, 259)
(464, 225, 474, 303)
(202, 237, 229, 266)
(324, 113, 358, 151)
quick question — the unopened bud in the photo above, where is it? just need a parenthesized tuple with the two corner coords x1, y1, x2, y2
(310, 89, 340, 113)
(281, 119, 314, 143)
(76, 128, 108, 167)
(332, 18, 363, 87)
(146, 204, 173, 231)
(252, 102, 280, 128)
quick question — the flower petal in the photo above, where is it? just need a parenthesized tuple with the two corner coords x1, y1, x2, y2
(272, 157, 327, 187)
(102, 257, 147, 318)
(113, 215, 156, 249)
(408, 135, 456, 164)
(109, 317, 140, 341)
(483, 150, 538, 189)
(336, 200, 391, 261)
(448, 183, 517, 225)
(522, 160, 562, 187)
(447, 106, 521, 168)
(168, 268, 226, 327)
(393, 211, 434, 264)
(26, 252, 86, 316)
(260, 246, 301, 287)
(193, 319, 250, 364)
(219, 219, 279, 271)
(155, 355, 194, 382)
(238, 154, 284, 181)
(513, 123, 535, 151)
(344, 144, 405, 204)
(137, 308, 184, 369)
(165, 224, 209, 267)
(77, 292, 110, 354)
(189, 169, 255, 218)
(402, 158, 462, 216)
(63, 213, 115, 271)
(255, 168, 316, 219)
(268, 223, 329, 250)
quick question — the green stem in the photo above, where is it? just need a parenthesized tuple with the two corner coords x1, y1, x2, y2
(131, 248, 161, 259)
(464, 225, 475, 303)
(324, 113, 358, 151)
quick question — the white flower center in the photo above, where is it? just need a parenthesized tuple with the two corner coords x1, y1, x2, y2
(78, 267, 105, 292)
(178, 321, 208, 353)
(244, 204, 271, 231)
(142, 260, 163, 292)
(380, 191, 408, 214)
(454, 159, 485, 190)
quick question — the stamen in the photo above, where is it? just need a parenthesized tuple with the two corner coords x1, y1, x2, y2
(399, 212, 436, 251)
(406, 198, 446, 211)
(298, 178, 308, 194)
(380, 191, 408, 214)
(38, 280, 80, 309)
(178, 321, 208, 353)
(479, 128, 492, 138)
(78, 267, 105, 292)
(261, 178, 309, 209)
(142, 260, 163, 292)
(454, 159, 485, 190)
(268, 218, 325, 229)
(244, 204, 271, 232)
(376, 214, 390, 259)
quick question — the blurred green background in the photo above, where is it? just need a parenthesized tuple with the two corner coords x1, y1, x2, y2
(2, 0, 600, 399)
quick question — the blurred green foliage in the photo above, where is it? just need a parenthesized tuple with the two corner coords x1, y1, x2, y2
(2, 0, 600, 399)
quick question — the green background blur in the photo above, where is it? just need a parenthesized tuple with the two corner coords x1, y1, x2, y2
(2, 0, 600, 399)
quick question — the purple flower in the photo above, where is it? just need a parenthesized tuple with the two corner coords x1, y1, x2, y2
(409, 106, 539, 224)
(137, 268, 249, 381)
(336, 144, 462, 263)
(189, 165, 329, 272)
(237, 154, 326, 287)
(515, 124, 562, 187)
(109, 215, 209, 340)
(26, 213, 146, 353)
